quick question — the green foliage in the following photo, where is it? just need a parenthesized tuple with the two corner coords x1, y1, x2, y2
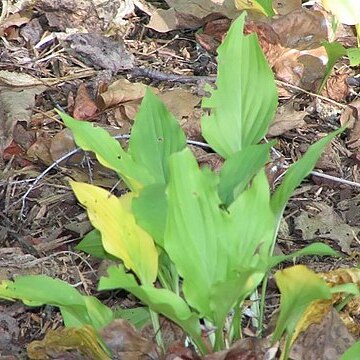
(0, 275, 113, 329)
(0, 11, 346, 357)
(340, 340, 360, 360)
(201, 13, 278, 158)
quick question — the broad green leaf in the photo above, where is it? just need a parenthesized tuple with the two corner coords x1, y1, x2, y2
(273, 265, 331, 343)
(201, 12, 278, 158)
(0, 275, 112, 329)
(322, 0, 360, 25)
(340, 340, 360, 360)
(219, 142, 274, 206)
(165, 149, 275, 322)
(347, 47, 360, 66)
(114, 307, 150, 329)
(128, 89, 187, 184)
(319, 42, 347, 93)
(235, 0, 275, 16)
(132, 183, 167, 247)
(270, 127, 344, 218)
(58, 110, 152, 191)
(75, 229, 116, 260)
(98, 265, 206, 353)
(71, 182, 158, 285)
(227, 169, 275, 267)
(165, 148, 227, 316)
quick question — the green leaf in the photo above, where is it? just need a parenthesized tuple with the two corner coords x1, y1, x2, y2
(98, 265, 205, 353)
(75, 229, 116, 260)
(58, 110, 152, 191)
(273, 265, 331, 343)
(347, 47, 360, 66)
(322, 0, 360, 25)
(340, 341, 360, 360)
(269, 242, 340, 268)
(0, 275, 113, 329)
(132, 183, 167, 247)
(128, 89, 187, 184)
(270, 127, 344, 219)
(218, 142, 274, 206)
(165, 149, 275, 322)
(201, 12, 278, 158)
(319, 42, 347, 93)
(114, 307, 150, 329)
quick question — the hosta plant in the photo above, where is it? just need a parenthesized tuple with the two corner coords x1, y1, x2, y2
(0, 12, 351, 358)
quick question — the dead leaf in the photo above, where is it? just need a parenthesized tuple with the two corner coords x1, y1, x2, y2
(290, 307, 355, 360)
(270, 8, 329, 49)
(159, 88, 200, 120)
(49, 128, 77, 162)
(98, 78, 147, 109)
(147, 0, 239, 32)
(268, 101, 307, 137)
(73, 83, 98, 120)
(62, 33, 135, 73)
(0, 13, 30, 37)
(340, 99, 360, 149)
(100, 319, 159, 359)
(273, 0, 302, 15)
(294, 202, 359, 254)
(322, 72, 350, 102)
(0, 86, 46, 158)
(27, 326, 110, 360)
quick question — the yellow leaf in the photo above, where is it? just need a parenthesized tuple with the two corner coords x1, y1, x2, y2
(71, 182, 158, 284)
(322, 0, 360, 25)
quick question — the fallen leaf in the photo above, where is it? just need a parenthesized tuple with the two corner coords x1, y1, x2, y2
(73, 83, 98, 120)
(273, 0, 302, 15)
(147, 0, 239, 32)
(98, 78, 147, 109)
(0, 86, 46, 158)
(268, 101, 307, 136)
(27, 326, 110, 360)
(290, 307, 355, 360)
(340, 99, 360, 149)
(100, 319, 159, 359)
(294, 203, 359, 254)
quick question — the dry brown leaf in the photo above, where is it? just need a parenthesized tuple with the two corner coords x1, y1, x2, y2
(273, 0, 302, 15)
(147, 0, 239, 32)
(73, 83, 98, 120)
(290, 307, 355, 360)
(270, 8, 329, 49)
(0, 86, 46, 158)
(27, 325, 109, 360)
(98, 78, 147, 109)
(294, 202, 359, 254)
(268, 101, 307, 137)
(49, 129, 77, 162)
(100, 319, 159, 359)
(0, 13, 30, 37)
(340, 99, 360, 149)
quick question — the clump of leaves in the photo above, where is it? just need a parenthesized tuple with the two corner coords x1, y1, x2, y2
(0, 12, 352, 359)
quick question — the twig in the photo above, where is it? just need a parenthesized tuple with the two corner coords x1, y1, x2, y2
(18, 135, 210, 218)
(310, 171, 360, 188)
(276, 80, 347, 109)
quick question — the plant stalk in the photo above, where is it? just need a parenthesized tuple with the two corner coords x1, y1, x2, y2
(149, 309, 165, 352)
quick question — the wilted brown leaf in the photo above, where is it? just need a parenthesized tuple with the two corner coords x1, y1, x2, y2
(100, 319, 159, 359)
(290, 307, 355, 360)
(98, 78, 147, 110)
(73, 83, 98, 120)
(27, 326, 110, 360)
(294, 202, 359, 254)
(268, 101, 307, 137)
(340, 99, 360, 149)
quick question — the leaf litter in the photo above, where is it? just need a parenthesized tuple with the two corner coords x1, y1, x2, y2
(0, 0, 359, 358)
